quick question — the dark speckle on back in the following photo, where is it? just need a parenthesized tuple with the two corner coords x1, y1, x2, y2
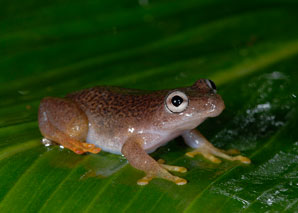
(66, 86, 166, 128)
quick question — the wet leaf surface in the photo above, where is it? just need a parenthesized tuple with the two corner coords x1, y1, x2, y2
(0, 0, 298, 212)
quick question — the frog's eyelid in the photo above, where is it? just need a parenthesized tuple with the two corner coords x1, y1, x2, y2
(165, 91, 189, 113)
(205, 79, 217, 93)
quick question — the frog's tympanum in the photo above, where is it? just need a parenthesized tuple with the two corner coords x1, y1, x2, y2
(39, 79, 250, 185)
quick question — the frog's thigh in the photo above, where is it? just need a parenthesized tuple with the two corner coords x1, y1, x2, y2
(182, 129, 250, 164)
(38, 97, 100, 154)
(121, 136, 187, 185)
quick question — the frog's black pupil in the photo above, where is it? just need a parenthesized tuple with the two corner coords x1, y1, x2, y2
(171, 96, 183, 107)
(208, 79, 216, 90)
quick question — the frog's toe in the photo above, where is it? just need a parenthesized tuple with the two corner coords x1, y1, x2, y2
(187, 146, 251, 164)
(73, 148, 85, 155)
(137, 173, 187, 186)
(87, 147, 101, 154)
(137, 175, 153, 186)
(186, 150, 204, 158)
(82, 143, 95, 149)
(186, 149, 222, 163)
(157, 159, 187, 173)
(68, 143, 100, 155)
(223, 149, 240, 155)
(174, 177, 187, 185)
(185, 151, 196, 158)
(234, 155, 251, 164)
(137, 159, 187, 186)
(209, 148, 251, 164)
(81, 142, 101, 154)
(202, 152, 222, 164)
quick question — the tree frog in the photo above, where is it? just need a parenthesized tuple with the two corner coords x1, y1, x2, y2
(38, 79, 250, 185)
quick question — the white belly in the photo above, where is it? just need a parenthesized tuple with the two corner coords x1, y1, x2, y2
(86, 125, 183, 155)
(86, 127, 125, 155)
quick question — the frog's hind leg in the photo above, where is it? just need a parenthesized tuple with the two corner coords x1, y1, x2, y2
(38, 97, 101, 154)
(182, 129, 250, 164)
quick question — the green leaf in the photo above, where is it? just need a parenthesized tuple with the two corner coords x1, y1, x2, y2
(0, 0, 298, 212)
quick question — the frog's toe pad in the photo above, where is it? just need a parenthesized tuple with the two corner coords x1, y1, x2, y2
(202, 152, 222, 163)
(234, 155, 251, 164)
(81, 143, 101, 154)
(70, 144, 101, 155)
(137, 175, 153, 186)
(137, 174, 187, 186)
(186, 147, 251, 165)
(137, 159, 188, 186)
(137, 180, 149, 186)
(185, 152, 195, 158)
(73, 148, 85, 155)
(174, 177, 187, 185)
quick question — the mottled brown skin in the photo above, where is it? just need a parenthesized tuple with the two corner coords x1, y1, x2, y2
(66, 86, 166, 130)
(38, 79, 250, 185)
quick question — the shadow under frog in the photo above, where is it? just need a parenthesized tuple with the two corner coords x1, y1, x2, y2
(44, 145, 127, 179)
(38, 79, 250, 185)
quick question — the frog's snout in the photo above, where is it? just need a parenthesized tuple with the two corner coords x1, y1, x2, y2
(207, 94, 225, 117)
(216, 94, 226, 115)
(217, 94, 225, 111)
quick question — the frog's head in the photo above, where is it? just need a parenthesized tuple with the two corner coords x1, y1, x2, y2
(158, 79, 225, 130)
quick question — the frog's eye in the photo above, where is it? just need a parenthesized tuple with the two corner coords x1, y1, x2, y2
(205, 79, 217, 92)
(165, 91, 189, 113)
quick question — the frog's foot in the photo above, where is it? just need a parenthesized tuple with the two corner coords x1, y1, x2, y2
(122, 138, 188, 186)
(186, 146, 250, 164)
(41, 136, 101, 155)
(137, 159, 187, 186)
(71, 141, 101, 155)
(183, 129, 250, 164)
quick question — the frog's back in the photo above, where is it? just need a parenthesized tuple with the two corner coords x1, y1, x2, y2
(66, 86, 164, 123)
(66, 86, 166, 153)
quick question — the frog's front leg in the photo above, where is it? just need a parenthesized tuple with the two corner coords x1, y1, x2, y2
(182, 129, 250, 164)
(121, 136, 187, 186)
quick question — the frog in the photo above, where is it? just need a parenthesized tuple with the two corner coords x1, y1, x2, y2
(38, 79, 250, 185)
